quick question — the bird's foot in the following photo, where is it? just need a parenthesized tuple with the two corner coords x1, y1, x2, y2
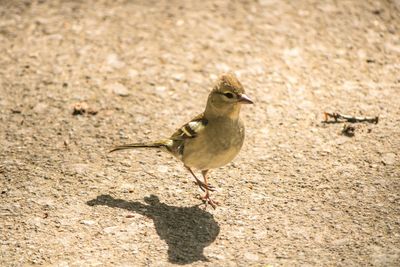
(197, 193, 219, 209)
(194, 180, 216, 192)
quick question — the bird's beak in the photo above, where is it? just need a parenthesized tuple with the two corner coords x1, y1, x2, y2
(238, 94, 254, 104)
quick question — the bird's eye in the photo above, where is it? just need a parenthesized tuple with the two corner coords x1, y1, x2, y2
(224, 92, 234, 99)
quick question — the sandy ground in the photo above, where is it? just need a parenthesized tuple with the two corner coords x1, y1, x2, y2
(1, 0, 400, 266)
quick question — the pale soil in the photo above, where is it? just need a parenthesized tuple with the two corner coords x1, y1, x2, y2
(1, 0, 399, 266)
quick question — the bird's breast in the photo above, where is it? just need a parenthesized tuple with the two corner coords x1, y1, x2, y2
(182, 118, 245, 170)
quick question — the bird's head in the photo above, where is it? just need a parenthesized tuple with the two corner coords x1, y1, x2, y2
(206, 73, 253, 118)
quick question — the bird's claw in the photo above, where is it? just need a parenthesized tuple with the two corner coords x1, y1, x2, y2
(194, 181, 216, 192)
(197, 194, 219, 209)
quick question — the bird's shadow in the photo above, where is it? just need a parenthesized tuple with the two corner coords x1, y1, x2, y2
(87, 194, 220, 264)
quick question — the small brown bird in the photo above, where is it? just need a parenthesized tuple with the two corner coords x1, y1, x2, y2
(110, 73, 253, 208)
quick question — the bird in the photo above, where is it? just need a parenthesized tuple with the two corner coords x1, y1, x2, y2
(110, 73, 253, 209)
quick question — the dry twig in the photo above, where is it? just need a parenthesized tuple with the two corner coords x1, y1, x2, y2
(324, 112, 379, 124)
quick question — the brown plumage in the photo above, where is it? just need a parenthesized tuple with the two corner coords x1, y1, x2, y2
(110, 73, 253, 208)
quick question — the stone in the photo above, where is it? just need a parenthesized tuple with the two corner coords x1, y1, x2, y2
(106, 53, 125, 69)
(382, 153, 396, 165)
(108, 83, 129, 96)
(81, 220, 96, 226)
(244, 252, 259, 262)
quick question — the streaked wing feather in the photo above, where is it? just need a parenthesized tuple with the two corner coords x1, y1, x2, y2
(170, 113, 208, 140)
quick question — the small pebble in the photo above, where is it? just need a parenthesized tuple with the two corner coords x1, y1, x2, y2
(108, 83, 130, 96)
(81, 220, 96, 226)
(382, 153, 396, 165)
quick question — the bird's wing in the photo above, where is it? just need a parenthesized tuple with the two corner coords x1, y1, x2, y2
(170, 113, 208, 140)
(164, 113, 208, 159)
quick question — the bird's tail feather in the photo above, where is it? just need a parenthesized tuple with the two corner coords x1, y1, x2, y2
(109, 140, 169, 153)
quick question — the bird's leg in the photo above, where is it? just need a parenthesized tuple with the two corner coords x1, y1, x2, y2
(184, 166, 215, 192)
(200, 170, 219, 209)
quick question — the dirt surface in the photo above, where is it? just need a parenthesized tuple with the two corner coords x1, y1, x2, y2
(1, 0, 400, 266)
